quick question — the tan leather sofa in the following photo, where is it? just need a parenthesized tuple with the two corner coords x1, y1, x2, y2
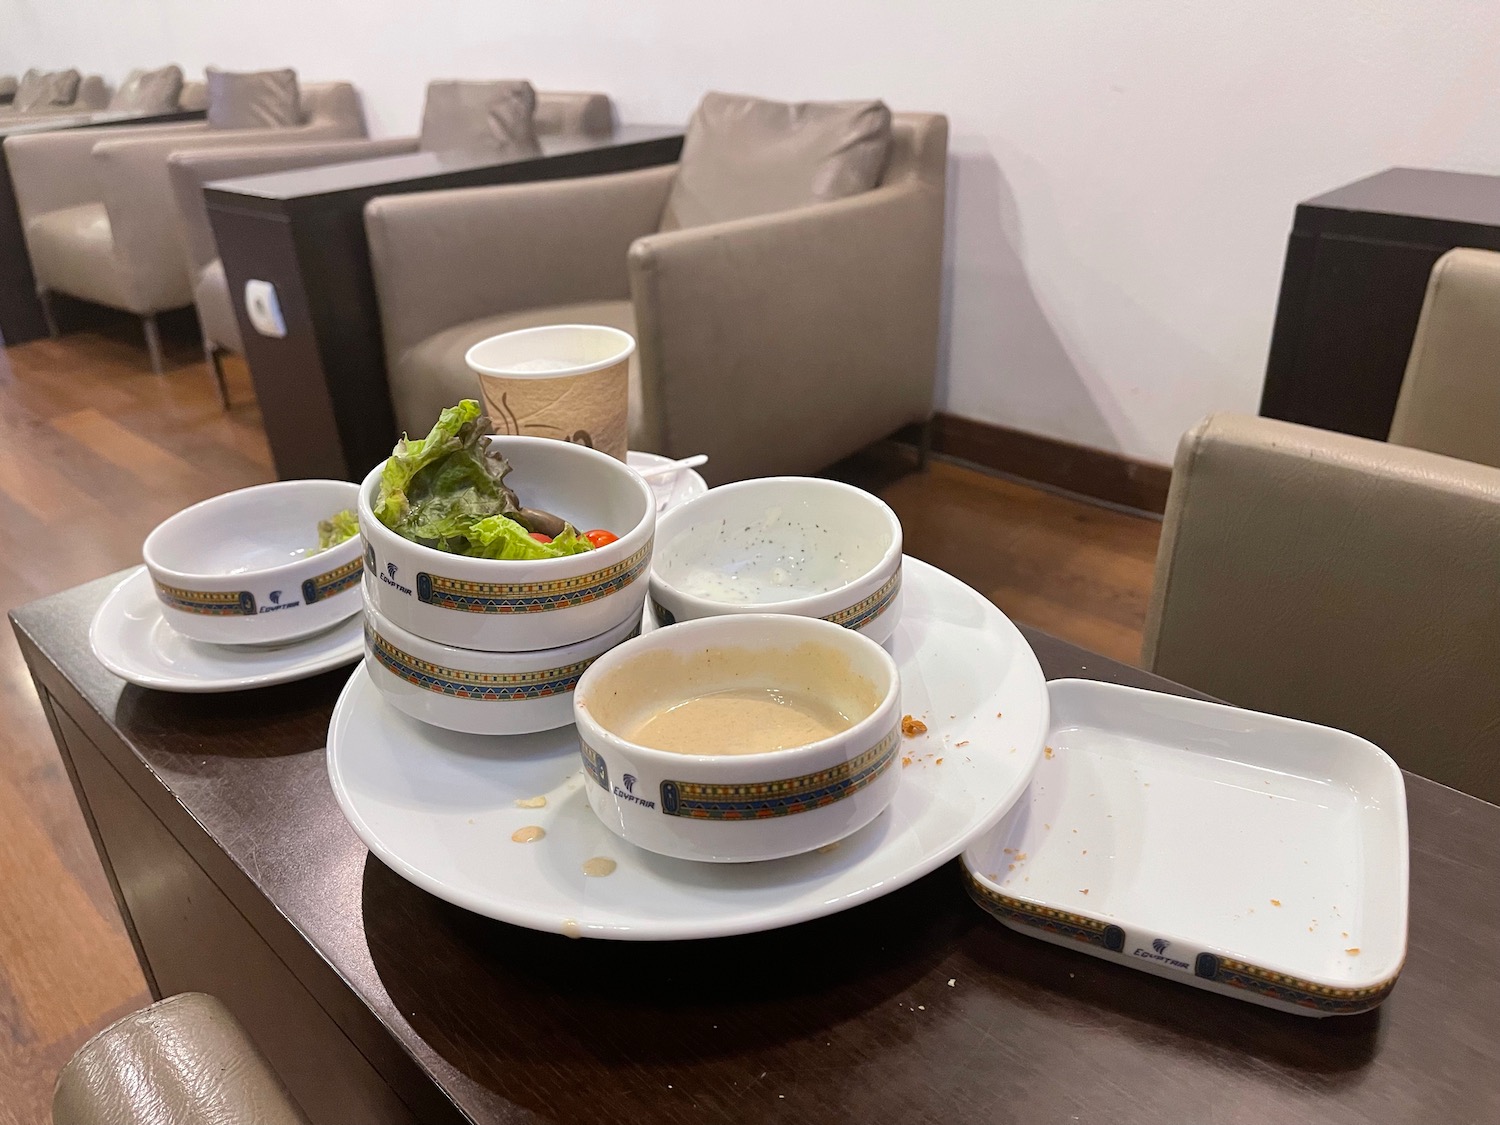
(1143, 412, 1500, 804)
(0, 70, 109, 122)
(165, 89, 612, 405)
(5, 82, 364, 373)
(1388, 246, 1500, 471)
(364, 107, 948, 482)
(54, 993, 308, 1125)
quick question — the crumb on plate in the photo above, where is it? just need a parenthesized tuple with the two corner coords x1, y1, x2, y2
(1044, 746, 1055, 759)
(1345, 947, 1361, 956)
(1270, 899, 1282, 907)
(901, 714, 927, 737)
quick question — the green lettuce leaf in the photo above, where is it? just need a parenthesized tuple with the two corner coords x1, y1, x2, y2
(316, 509, 359, 551)
(468, 515, 596, 560)
(374, 399, 486, 528)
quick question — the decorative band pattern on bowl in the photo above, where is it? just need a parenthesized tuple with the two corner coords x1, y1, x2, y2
(962, 872, 1398, 1014)
(823, 569, 901, 631)
(366, 626, 628, 701)
(581, 743, 609, 791)
(154, 581, 255, 617)
(655, 727, 900, 820)
(414, 544, 651, 615)
(301, 557, 362, 604)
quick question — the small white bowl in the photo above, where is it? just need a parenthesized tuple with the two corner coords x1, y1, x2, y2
(142, 479, 363, 646)
(364, 595, 638, 735)
(572, 614, 902, 862)
(647, 477, 903, 645)
(358, 435, 655, 652)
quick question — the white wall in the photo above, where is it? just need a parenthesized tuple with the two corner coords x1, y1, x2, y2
(7, 0, 1500, 463)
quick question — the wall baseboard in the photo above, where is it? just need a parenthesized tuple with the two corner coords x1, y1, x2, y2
(901, 413, 1172, 515)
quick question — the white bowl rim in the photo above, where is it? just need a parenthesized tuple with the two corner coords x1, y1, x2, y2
(649, 476, 903, 617)
(573, 613, 901, 769)
(357, 434, 654, 570)
(464, 323, 636, 379)
(365, 591, 640, 664)
(142, 478, 361, 585)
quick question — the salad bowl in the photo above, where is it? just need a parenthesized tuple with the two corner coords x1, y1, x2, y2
(142, 479, 362, 646)
(647, 477, 903, 645)
(572, 614, 902, 862)
(359, 435, 655, 652)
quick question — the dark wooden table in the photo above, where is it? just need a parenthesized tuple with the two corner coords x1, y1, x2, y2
(0, 108, 206, 346)
(14, 572, 1500, 1124)
(1260, 166, 1500, 440)
(204, 126, 684, 484)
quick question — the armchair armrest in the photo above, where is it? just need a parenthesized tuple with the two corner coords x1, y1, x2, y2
(4, 121, 207, 223)
(168, 136, 419, 275)
(365, 162, 675, 363)
(628, 181, 945, 479)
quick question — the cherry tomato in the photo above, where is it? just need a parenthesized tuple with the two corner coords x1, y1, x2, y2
(529, 532, 553, 544)
(584, 529, 618, 548)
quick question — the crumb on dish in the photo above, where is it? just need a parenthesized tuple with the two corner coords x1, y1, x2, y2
(1044, 746, 1055, 759)
(515, 795, 547, 809)
(956, 740, 969, 748)
(901, 714, 927, 737)
(1270, 899, 1282, 907)
(902, 756, 913, 768)
(1345, 947, 1360, 956)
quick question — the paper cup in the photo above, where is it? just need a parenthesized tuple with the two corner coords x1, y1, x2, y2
(465, 324, 634, 460)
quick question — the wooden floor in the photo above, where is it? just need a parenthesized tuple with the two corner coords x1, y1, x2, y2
(0, 325, 1159, 1125)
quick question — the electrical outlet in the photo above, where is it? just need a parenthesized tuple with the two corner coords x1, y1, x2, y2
(244, 279, 287, 338)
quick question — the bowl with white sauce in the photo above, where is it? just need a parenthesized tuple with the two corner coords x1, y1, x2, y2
(142, 479, 363, 645)
(572, 613, 902, 862)
(646, 477, 903, 645)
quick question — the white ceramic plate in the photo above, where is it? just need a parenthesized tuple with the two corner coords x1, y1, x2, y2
(962, 679, 1409, 1016)
(326, 557, 1048, 939)
(89, 567, 362, 693)
(626, 450, 707, 512)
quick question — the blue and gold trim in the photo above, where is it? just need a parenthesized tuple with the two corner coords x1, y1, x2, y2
(301, 557, 362, 605)
(823, 568, 901, 632)
(581, 743, 609, 791)
(416, 544, 650, 615)
(1192, 953, 1398, 1014)
(366, 627, 608, 701)
(154, 581, 255, 617)
(658, 726, 899, 820)
(965, 873, 1126, 951)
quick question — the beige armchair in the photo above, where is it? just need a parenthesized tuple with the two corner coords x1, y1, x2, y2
(5, 81, 364, 373)
(0, 75, 16, 105)
(1388, 247, 1500, 470)
(165, 88, 613, 404)
(365, 106, 947, 483)
(54, 993, 308, 1125)
(1143, 412, 1500, 803)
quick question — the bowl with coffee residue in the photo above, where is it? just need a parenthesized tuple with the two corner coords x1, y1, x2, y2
(571, 614, 902, 862)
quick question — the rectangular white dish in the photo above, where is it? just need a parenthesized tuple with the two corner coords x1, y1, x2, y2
(962, 679, 1408, 1016)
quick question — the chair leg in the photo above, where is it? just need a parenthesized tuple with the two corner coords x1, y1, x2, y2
(142, 314, 165, 376)
(915, 415, 935, 469)
(37, 289, 59, 338)
(206, 344, 230, 409)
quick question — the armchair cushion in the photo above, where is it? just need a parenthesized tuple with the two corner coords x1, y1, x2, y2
(15, 68, 81, 111)
(660, 92, 892, 231)
(206, 67, 301, 129)
(0, 75, 16, 103)
(26, 202, 132, 310)
(419, 80, 538, 153)
(392, 299, 644, 444)
(110, 65, 185, 113)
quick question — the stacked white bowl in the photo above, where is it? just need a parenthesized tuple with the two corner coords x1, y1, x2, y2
(142, 480, 364, 646)
(357, 436, 656, 736)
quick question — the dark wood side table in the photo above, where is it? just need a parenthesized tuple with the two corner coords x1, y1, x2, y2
(1261, 167, 1500, 440)
(0, 109, 206, 345)
(204, 127, 684, 483)
(14, 572, 1500, 1124)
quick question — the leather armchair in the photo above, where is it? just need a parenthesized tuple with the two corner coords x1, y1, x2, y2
(1388, 247, 1500, 470)
(365, 111, 948, 482)
(53, 993, 308, 1125)
(164, 89, 613, 405)
(4, 82, 364, 374)
(0, 75, 15, 105)
(1143, 412, 1500, 803)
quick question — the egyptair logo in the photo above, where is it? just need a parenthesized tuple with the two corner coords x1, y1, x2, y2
(1152, 938, 1170, 954)
(623, 773, 637, 794)
(268, 590, 282, 605)
(387, 563, 398, 580)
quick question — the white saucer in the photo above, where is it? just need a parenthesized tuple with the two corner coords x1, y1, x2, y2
(626, 450, 707, 512)
(326, 557, 1049, 939)
(962, 679, 1408, 1016)
(89, 566, 363, 693)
